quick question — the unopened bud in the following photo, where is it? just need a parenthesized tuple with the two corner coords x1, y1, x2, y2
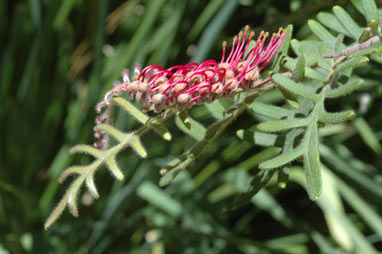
(177, 93, 191, 104)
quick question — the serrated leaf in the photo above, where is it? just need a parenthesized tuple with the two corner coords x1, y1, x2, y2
(236, 130, 278, 147)
(175, 111, 206, 141)
(333, 57, 369, 74)
(317, 12, 352, 37)
(259, 145, 304, 169)
(257, 118, 308, 132)
(332, 5, 363, 39)
(249, 101, 295, 120)
(70, 144, 104, 158)
(303, 122, 322, 200)
(327, 79, 364, 98)
(292, 54, 305, 81)
(308, 20, 336, 44)
(113, 97, 149, 124)
(128, 135, 147, 158)
(273, 74, 320, 102)
(361, 0, 380, 22)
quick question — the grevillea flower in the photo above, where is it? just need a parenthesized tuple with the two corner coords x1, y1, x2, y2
(94, 26, 286, 148)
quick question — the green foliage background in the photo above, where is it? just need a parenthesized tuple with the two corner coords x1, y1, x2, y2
(0, 0, 381, 253)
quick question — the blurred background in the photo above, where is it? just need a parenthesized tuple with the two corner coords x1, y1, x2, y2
(0, 0, 381, 253)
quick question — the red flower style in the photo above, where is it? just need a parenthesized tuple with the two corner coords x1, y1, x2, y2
(108, 26, 286, 113)
(94, 26, 286, 149)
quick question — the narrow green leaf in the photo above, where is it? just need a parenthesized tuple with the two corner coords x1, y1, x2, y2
(292, 54, 305, 81)
(159, 156, 194, 187)
(272, 24, 293, 72)
(308, 20, 336, 44)
(257, 118, 308, 132)
(193, 160, 220, 188)
(305, 68, 326, 82)
(327, 79, 364, 98)
(237, 147, 283, 170)
(186, 0, 225, 41)
(332, 6, 363, 39)
(318, 109, 355, 124)
(317, 12, 352, 37)
(85, 172, 99, 199)
(277, 86, 300, 109)
(272, 74, 320, 102)
(334, 34, 345, 53)
(45, 194, 68, 230)
(204, 100, 225, 120)
(361, 0, 380, 22)
(95, 124, 128, 143)
(175, 111, 206, 141)
(236, 130, 278, 147)
(354, 117, 382, 155)
(113, 97, 149, 124)
(335, 173, 382, 237)
(128, 135, 147, 158)
(303, 122, 322, 200)
(333, 56, 369, 74)
(249, 101, 295, 120)
(259, 145, 304, 169)
(105, 156, 124, 180)
(70, 145, 104, 158)
(149, 119, 172, 141)
(224, 169, 275, 210)
(137, 181, 182, 217)
(67, 177, 83, 217)
(277, 167, 290, 188)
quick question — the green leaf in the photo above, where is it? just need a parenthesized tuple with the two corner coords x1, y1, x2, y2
(236, 129, 278, 147)
(259, 145, 304, 169)
(95, 124, 128, 143)
(224, 169, 275, 210)
(317, 12, 352, 37)
(257, 118, 308, 132)
(113, 97, 149, 124)
(361, 0, 380, 22)
(332, 5, 363, 39)
(137, 181, 182, 217)
(277, 167, 290, 188)
(327, 79, 364, 98)
(249, 101, 295, 120)
(175, 111, 206, 141)
(354, 117, 382, 155)
(204, 100, 225, 120)
(149, 119, 172, 141)
(291, 54, 305, 81)
(105, 156, 124, 180)
(303, 122, 322, 200)
(277, 86, 300, 109)
(272, 74, 320, 102)
(318, 109, 355, 124)
(159, 156, 194, 187)
(333, 57, 369, 75)
(128, 135, 147, 158)
(308, 19, 336, 44)
(70, 144, 104, 158)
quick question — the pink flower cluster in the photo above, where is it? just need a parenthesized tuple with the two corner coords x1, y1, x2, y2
(108, 26, 286, 112)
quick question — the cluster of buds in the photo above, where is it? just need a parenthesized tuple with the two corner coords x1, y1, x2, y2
(94, 26, 287, 149)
